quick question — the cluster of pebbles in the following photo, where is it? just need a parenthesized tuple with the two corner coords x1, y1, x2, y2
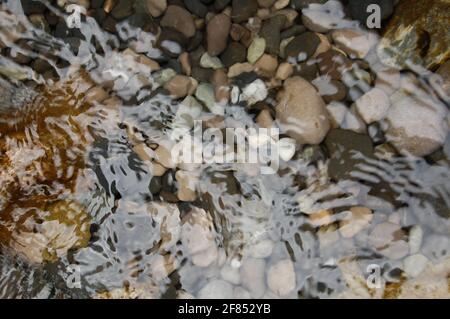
(0, 0, 449, 298)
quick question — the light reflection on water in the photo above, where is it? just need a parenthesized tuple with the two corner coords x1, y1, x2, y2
(0, 0, 449, 299)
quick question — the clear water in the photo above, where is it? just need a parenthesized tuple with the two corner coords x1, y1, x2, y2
(0, 0, 449, 299)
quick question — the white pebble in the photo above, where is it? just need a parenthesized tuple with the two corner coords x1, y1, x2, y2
(240, 79, 268, 106)
(278, 138, 297, 161)
(403, 254, 428, 278)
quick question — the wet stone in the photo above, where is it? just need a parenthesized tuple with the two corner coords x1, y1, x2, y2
(324, 129, 375, 181)
(220, 42, 247, 68)
(150, 176, 163, 194)
(378, 0, 450, 70)
(285, 32, 320, 62)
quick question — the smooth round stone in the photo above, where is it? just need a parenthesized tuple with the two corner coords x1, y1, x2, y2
(221, 42, 247, 68)
(161, 5, 196, 38)
(276, 76, 330, 145)
(285, 32, 320, 62)
(355, 87, 390, 124)
(207, 13, 231, 56)
(385, 92, 448, 157)
(146, 0, 167, 18)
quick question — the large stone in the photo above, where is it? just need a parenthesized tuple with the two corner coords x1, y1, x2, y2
(207, 14, 231, 56)
(276, 76, 330, 145)
(377, 0, 450, 70)
(161, 5, 196, 38)
(355, 88, 391, 124)
(259, 15, 286, 56)
(385, 92, 448, 157)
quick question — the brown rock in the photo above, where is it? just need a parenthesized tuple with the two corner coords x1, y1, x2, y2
(164, 75, 198, 99)
(207, 14, 231, 56)
(211, 69, 230, 104)
(179, 52, 192, 76)
(378, 0, 450, 70)
(230, 24, 252, 47)
(275, 62, 294, 80)
(256, 109, 274, 128)
(276, 76, 330, 145)
(254, 54, 279, 78)
(161, 5, 196, 38)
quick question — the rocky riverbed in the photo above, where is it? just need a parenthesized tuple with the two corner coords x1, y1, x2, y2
(0, 0, 449, 299)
